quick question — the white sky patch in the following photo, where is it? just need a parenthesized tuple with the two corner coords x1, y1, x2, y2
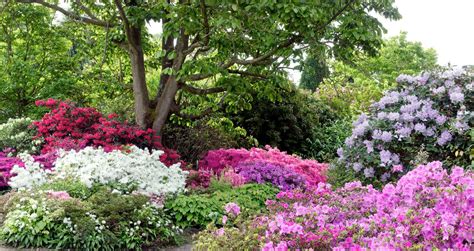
(382, 0, 474, 67)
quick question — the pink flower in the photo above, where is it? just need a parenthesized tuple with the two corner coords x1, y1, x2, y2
(222, 215, 228, 225)
(224, 202, 241, 216)
(215, 228, 225, 236)
(47, 191, 71, 200)
(392, 164, 403, 172)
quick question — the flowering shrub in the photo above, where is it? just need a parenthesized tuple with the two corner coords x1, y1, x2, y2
(0, 153, 24, 187)
(236, 161, 306, 190)
(0, 188, 181, 249)
(49, 146, 187, 197)
(196, 146, 327, 188)
(336, 69, 473, 184)
(0, 118, 42, 155)
(197, 161, 473, 250)
(33, 99, 181, 166)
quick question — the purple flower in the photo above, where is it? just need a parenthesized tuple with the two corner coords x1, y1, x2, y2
(449, 92, 464, 103)
(437, 131, 452, 146)
(435, 115, 447, 125)
(353, 162, 363, 172)
(363, 140, 374, 153)
(414, 123, 426, 133)
(396, 126, 412, 138)
(236, 161, 306, 190)
(387, 112, 400, 121)
(380, 150, 392, 164)
(380, 131, 392, 142)
(364, 167, 375, 178)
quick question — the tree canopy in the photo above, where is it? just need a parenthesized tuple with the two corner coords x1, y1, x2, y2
(8, 0, 400, 136)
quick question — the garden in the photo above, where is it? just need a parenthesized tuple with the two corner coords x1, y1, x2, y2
(0, 1, 473, 250)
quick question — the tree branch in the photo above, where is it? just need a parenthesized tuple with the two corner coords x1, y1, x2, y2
(17, 0, 112, 27)
(181, 84, 225, 95)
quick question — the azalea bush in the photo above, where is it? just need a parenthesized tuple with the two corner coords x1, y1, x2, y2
(192, 146, 327, 188)
(33, 99, 181, 166)
(9, 146, 187, 197)
(0, 118, 42, 155)
(0, 152, 56, 188)
(196, 161, 474, 250)
(335, 69, 473, 185)
(0, 187, 181, 249)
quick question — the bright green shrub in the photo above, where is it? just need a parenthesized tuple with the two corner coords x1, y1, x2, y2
(164, 183, 278, 229)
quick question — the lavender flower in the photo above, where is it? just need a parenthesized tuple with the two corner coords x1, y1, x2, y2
(363, 167, 375, 178)
(353, 163, 363, 172)
(437, 131, 452, 146)
(414, 123, 426, 134)
(380, 150, 392, 164)
(449, 92, 464, 103)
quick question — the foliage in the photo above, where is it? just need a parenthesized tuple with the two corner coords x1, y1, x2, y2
(0, 3, 84, 122)
(0, 118, 42, 155)
(229, 88, 341, 158)
(304, 118, 353, 162)
(33, 99, 181, 166)
(162, 122, 248, 164)
(299, 55, 329, 91)
(198, 161, 474, 250)
(236, 161, 306, 191)
(0, 188, 181, 250)
(317, 33, 439, 116)
(9, 146, 187, 198)
(164, 183, 278, 229)
(197, 146, 327, 188)
(335, 69, 473, 185)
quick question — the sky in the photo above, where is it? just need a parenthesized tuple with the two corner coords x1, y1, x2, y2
(381, 0, 474, 67)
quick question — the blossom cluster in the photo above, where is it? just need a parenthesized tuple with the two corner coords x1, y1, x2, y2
(48, 146, 188, 197)
(192, 146, 327, 188)
(337, 69, 473, 183)
(236, 161, 306, 191)
(0, 117, 42, 155)
(252, 162, 473, 250)
(33, 99, 181, 166)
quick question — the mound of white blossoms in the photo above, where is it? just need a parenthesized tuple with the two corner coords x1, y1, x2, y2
(11, 146, 188, 197)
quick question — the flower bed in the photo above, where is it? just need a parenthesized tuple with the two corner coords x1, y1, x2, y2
(196, 161, 474, 250)
(190, 146, 328, 189)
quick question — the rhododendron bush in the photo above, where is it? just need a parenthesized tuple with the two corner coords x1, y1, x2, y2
(189, 146, 328, 189)
(336, 69, 473, 184)
(196, 161, 473, 250)
(9, 146, 187, 197)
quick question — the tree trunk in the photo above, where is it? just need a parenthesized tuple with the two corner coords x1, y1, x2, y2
(128, 27, 150, 129)
(152, 75, 179, 136)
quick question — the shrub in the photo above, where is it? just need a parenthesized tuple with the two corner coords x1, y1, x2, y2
(33, 99, 181, 166)
(229, 88, 341, 158)
(9, 146, 187, 198)
(236, 161, 306, 191)
(197, 161, 474, 250)
(0, 118, 42, 155)
(162, 122, 247, 164)
(0, 188, 181, 250)
(335, 69, 473, 185)
(164, 183, 278, 229)
(197, 146, 327, 188)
